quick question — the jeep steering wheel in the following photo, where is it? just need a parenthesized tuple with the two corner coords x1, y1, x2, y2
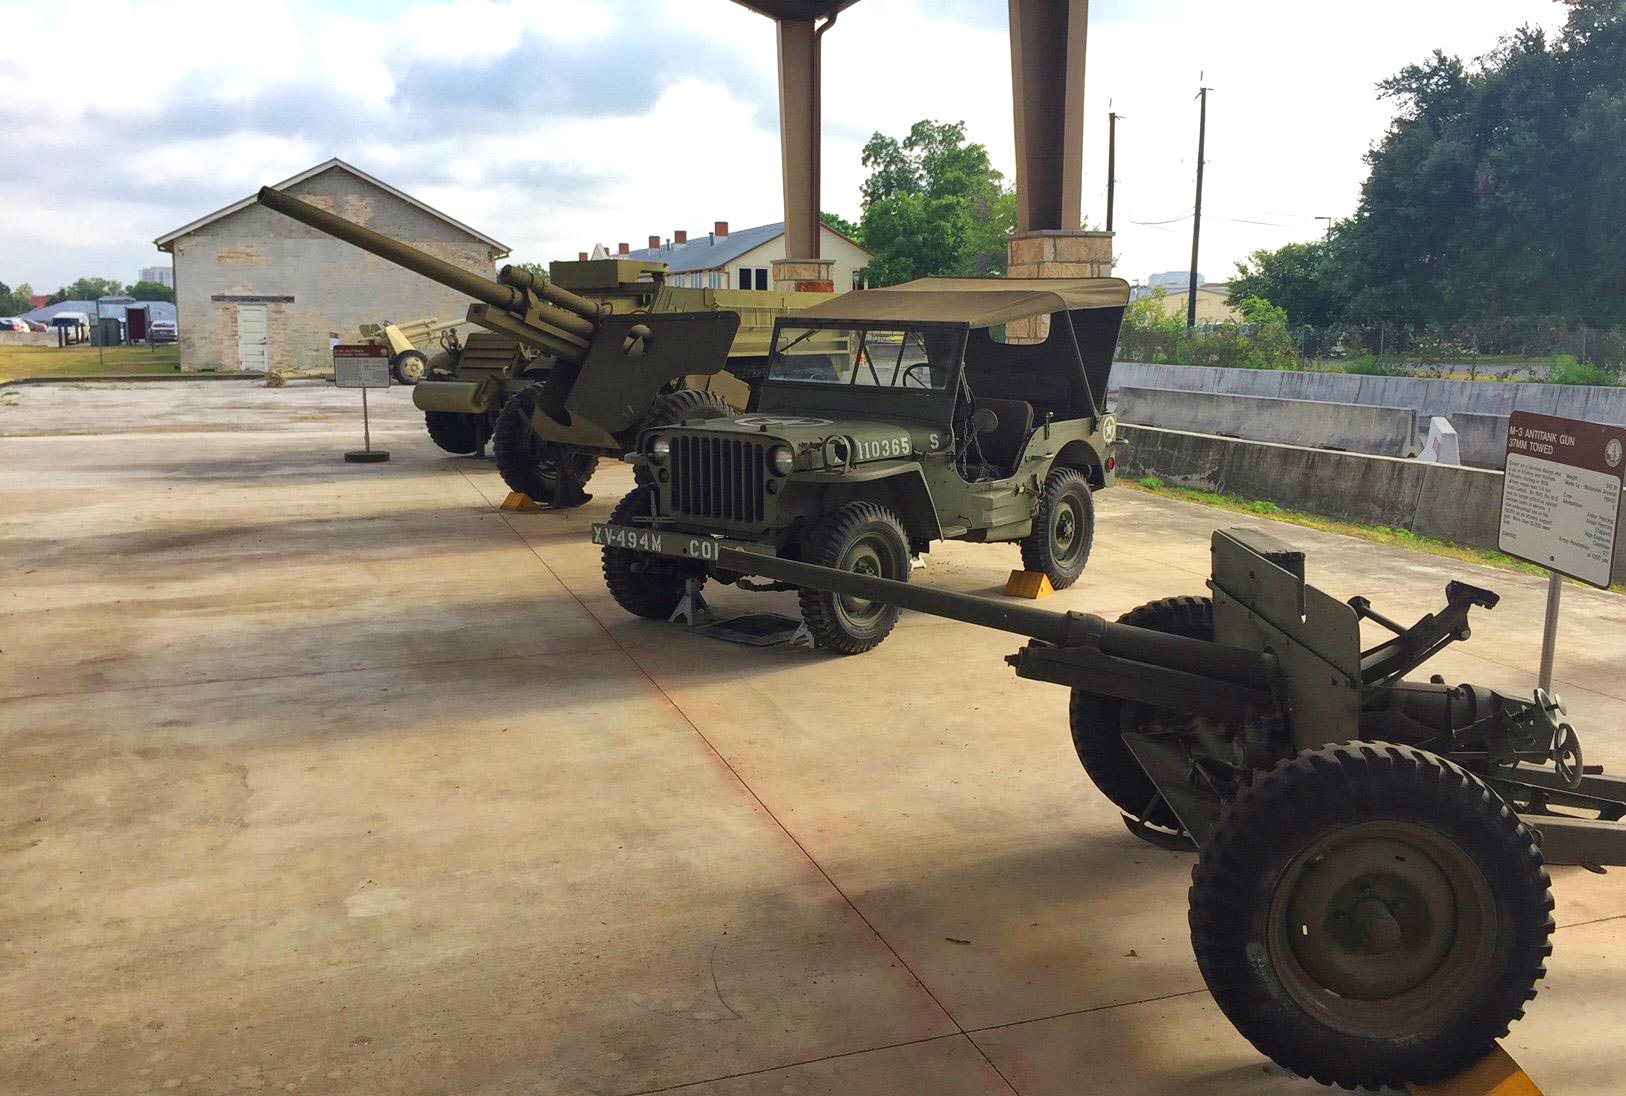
(900, 362, 935, 389)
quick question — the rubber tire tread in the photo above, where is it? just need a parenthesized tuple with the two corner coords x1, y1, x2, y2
(424, 410, 485, 455)
(1188, 741, 1554, 1089)
(493, 384, 598, 502)
(797, 501, 910, 655)
(1068, 596, 1214, 830)
(1019, 466, 1095, 589)
(601, 485, 694, 620)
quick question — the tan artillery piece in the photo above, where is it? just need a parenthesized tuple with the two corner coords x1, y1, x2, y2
(255, 187, 830, 504)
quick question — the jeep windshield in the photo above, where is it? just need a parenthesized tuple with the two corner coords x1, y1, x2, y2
(769, 324, 963, 391)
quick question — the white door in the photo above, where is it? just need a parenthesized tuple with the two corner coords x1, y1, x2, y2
(237, 304, 269, 371)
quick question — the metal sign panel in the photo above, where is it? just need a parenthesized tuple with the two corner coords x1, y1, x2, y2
(1498, 411, 1624, 588)
(333, 343, 390, 388)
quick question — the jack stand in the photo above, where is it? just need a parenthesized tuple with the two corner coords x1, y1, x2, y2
(475, 441, 488, 459)
(910, 555, 927, 571)
(789, 623, 816, 650)
(669, 577, 712, 627)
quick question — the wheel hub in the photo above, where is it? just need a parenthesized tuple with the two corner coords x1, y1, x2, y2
(836, 541, 888, 627)
(1269, 821, 1497, 1036)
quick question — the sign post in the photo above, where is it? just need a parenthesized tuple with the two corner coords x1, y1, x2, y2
(333, 344, 392, 464)
(1497, 411, 1624, 689)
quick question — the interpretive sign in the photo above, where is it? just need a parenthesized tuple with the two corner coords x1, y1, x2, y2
(333, 343, 390, 388)
(1498, 411, 1623, 588)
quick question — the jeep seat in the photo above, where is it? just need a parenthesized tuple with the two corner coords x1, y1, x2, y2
(971, 397, 1033, 470)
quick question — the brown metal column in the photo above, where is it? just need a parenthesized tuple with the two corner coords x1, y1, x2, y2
(777, 18, 821, 259)
(1008, 0, 1088, 233)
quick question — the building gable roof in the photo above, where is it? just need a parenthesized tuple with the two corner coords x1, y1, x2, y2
(153, 158, 510, 256)
(622, 220, 870, 274)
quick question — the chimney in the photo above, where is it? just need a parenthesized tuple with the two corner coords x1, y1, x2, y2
(648, 235, 661, 250)
(674, 229, 687, 245)
(577, 251, 588, 261)
(714, 221, 729, 238)
(617, 242, 629, 255)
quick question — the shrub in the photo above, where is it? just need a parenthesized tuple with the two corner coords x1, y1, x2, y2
(1547, 360, 1620, 387)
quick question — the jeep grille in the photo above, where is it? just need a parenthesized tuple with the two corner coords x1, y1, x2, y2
(669, 435, 766, 524)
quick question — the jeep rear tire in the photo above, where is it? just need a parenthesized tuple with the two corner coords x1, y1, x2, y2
(602, 485, 698, 620)
(493, 384, 598, 504)
(798, 502, 911, 654)
(1020, 467, 1095, 588)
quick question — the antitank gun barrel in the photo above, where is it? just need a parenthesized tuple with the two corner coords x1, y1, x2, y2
(714, 546, 1273, 691)
(254, 186, 605, 363)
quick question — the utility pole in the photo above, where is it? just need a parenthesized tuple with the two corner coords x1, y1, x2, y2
(1187, 84, 1210, 329)
(1106, 109, 1119, 233)
(1316, 215, 1334, 241)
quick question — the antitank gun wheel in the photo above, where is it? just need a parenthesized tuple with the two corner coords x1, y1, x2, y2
(1189, 742, 1554, 1089)
(1020, 467, 1095, 589)
(424, 409, 492, 455)
(1069, 596, 1215, 838)
(493, 384, 599, 505)
(602, 484, 703, 620)
(797, 502, 912, 654)
(391, 349, 429, 385)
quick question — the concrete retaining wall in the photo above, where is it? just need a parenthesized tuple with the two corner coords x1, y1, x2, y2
(1118, 424, 1626, 585)
(1117, 387, 1418, 456)
(1449, 412, 1512, 469)
(1110, 362, 1626, 427)
(0, 331, 64, 347)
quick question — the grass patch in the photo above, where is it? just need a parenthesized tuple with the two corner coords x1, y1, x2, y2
(1128, 477, 1625, 593)
(0, 344, 183, 382)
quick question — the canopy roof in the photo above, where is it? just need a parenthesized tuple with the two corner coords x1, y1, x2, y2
(791, 277, 1131, 328)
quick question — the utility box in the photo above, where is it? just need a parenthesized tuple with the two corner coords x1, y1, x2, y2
(93, 317, 123, 346)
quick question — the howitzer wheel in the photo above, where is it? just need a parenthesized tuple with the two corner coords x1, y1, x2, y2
(602, 485, 702, 620)
(424, 410, 491, 455)
(493, 384, 598, 505)
(1189, 742, 1554, 1089)
(1069, 596, 1214, 832)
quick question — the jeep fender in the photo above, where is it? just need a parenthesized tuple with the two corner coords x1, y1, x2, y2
(795, 462, 942, 542)
(1053, 438, 1108, 487)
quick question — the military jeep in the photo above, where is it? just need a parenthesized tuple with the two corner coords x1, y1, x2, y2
(592, 277, 1129, 653)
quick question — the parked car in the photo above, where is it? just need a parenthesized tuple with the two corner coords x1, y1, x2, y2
(0, 317, 28, 332)
(149, 321, 178, 344)
(25, 320, 48, 332)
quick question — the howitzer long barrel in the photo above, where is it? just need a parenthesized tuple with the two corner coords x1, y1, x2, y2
(256, 187, 526, 313)
(714, 548, 1270, 688)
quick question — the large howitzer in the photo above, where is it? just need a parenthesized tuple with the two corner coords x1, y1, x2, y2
(256, 187, 830, 503)
(701, 528, 1626, 1089)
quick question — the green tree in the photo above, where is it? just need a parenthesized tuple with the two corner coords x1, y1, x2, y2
(513, 261, 550, 283)
(0, 281, 33, 314)
(1339, 2, 1626, 327)
(1229, 241, 1348, 328)
(820, 211, 860, 239)
(48, 277, 126, 304)
(126, 280, 175, 303)
(856, 119, 1016, 285)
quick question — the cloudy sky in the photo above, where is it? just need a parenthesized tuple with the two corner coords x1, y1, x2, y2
(0, 0, 1567, 293)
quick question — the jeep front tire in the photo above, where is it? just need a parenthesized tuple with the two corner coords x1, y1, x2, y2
(798, 502, 911, 654)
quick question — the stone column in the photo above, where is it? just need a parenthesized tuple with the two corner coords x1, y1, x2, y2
(1006, 229, 1114, 341)
(772, 257, 835, 294)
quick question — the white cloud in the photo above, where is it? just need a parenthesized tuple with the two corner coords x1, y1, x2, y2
(0, 0, 1570, 290)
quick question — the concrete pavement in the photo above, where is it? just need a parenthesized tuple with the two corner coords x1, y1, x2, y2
(2, 381, 1623, 1095)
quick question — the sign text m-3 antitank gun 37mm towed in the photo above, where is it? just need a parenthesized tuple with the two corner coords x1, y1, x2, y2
(682, 527, 1624, 1089)
(255, 187, 833, 506)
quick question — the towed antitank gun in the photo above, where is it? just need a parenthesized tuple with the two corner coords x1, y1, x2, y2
(256, 187, 830, 504)
(696, 527, 1626, 1089)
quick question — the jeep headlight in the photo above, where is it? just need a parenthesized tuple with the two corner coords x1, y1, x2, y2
(647, 435, 671, 463)
(1100, 414, 1118, 445)
(767, 444, 794, 476)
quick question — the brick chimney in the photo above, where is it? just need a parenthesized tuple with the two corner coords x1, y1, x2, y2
(617, 242, 629, 255)
(648, 235, 660, 249)
(577, 251, 588, 261)
(674, 229, 688, 245)
(714, 221, 729, 238)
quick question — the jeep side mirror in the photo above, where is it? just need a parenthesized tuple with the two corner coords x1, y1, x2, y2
(970, 407, 999, 435)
